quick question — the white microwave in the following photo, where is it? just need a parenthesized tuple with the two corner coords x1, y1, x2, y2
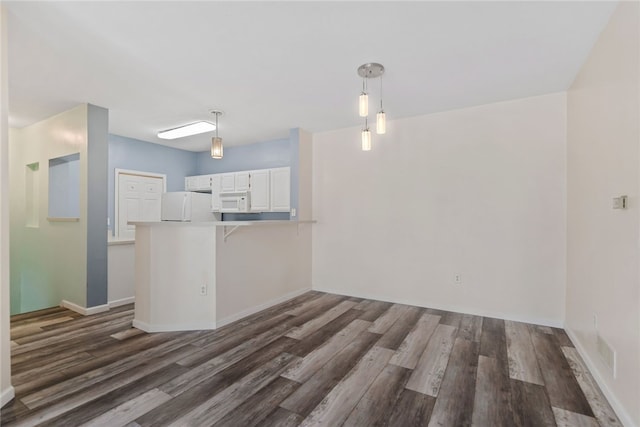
(219, 191, 251, 213)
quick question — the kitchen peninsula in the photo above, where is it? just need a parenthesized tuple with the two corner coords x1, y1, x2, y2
(131, 220, 313, 332)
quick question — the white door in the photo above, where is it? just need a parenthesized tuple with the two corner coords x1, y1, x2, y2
(249, 169, 270, 212)
(117, 173, 164, 239)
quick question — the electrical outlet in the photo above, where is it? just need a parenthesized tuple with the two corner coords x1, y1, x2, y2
(454, 274, 462, 285)
(200, 284, 207, 296)
(593, 314, 598, 331)
(291, 208, 297, 217)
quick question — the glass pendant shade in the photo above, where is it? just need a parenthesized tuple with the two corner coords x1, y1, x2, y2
(359, 92, 368, 117)
(376, 111, 386, 134)
(211, 136, 223, 159)
(361, 128, 372, 151)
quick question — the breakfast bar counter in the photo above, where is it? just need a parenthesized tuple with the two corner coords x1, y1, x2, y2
(130, 220, 313, 332)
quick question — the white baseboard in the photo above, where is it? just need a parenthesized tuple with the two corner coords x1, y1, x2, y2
(132, 319, 217, 333)
(108, 296, 135, 308)
(564, 327, 637, 427)
(312, 286, 564, 328)
(1, 386, 15, 408)
(216, 287, 311, 328)
(61, 300, 110, 316)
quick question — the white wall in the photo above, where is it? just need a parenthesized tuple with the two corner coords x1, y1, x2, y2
(0, 4, 15, 408)
(566, 2, 640, 426)
(313, 92, 567, 326)
(10, 105, 91, 313)
(216, 224, 312, 324)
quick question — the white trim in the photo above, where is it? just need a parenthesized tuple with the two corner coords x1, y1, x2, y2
(564, 327, 637, 427)
(132, 319, 216, 333)
(312, 286, 564, 328)
(108, 296, 134, 308)
(61, 300, 109, 316)
(216, 287, 311, 328)
(114, 168, 167, 238)
(1, 386, 15, 408)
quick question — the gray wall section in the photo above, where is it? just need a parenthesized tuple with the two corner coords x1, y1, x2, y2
(86, 104, 109, 307)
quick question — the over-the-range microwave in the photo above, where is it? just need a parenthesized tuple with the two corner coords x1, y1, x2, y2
(219, 191, 251, 213)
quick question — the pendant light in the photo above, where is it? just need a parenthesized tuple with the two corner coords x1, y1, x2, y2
(357, 63, 385, 150)
(359, 79, 368, 117)
(376, 75, 386, 134)
(362, 118, 371, 151)
(210, 110, 223, 159)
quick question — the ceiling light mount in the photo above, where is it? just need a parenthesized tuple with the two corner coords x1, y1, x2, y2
(357, 63, 385, 79)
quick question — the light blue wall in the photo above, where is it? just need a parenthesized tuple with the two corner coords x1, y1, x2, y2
(108, 134, 198, 234)
(48, 153, 80, 218)
(195, 137, 291, 174)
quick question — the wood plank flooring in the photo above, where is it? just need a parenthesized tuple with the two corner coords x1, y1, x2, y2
(1, 291, 622, 426)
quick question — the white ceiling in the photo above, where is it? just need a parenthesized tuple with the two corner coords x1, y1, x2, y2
(5, 1, 616, 152)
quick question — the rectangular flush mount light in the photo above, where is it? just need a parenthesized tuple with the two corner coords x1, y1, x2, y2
(157, 121, 216, 140)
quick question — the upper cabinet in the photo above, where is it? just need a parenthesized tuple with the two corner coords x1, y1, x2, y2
(185, 174, 213, 192)
(194, 167, 291, 213)
(270, 167, 291, 212)
(249, 169, 270, 212)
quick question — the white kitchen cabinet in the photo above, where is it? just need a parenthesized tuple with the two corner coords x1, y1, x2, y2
(185, 174, 214, 192)
(249, 169, 270, 212)
(197, 175, 213, 191)
(221, 173, 236, 192)
(184, 176, 198, 191)
(270, 167, 290, 212)
(235, 172, 250, 192)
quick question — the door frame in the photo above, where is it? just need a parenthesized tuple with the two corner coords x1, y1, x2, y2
(114, 168, 167, 238)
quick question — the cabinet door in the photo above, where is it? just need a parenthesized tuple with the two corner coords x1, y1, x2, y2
(211, 174, 222, 211)
(249, 170, 270, 212)
(221, 173, 235, 192)
(185, 176, 197, 191)
(235, 171, 250, 192)
(270, 167, 290, 212)
(197, 175, 213, 191)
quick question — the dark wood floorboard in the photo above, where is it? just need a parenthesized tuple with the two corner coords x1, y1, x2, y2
(1, 293, 620, 427)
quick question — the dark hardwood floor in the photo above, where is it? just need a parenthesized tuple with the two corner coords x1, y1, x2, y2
(1, 291, 622, 426)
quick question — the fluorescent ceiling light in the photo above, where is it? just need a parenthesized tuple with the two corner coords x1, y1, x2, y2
(157, 121, 216, 139)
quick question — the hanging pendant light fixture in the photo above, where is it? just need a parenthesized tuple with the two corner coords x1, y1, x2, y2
(359, 79, 368, 117)
(362, 118, 372, 151)
(210, 110, 223, 159)
(357, 63, 385, 150)
(376, 74, 386, 134)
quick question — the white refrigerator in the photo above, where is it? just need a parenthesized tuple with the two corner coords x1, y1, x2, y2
(161, 191, 215, 222)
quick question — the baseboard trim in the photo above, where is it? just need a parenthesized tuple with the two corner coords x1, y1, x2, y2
(132, 319, 217, 333)
(312, 286, 563, 328)
(61, 300, 110, 316)
(564, 327, 637, 427)
(108, 296, 135, 308)
(1, 386, 15, 408)
(216, 287, 311, 328)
